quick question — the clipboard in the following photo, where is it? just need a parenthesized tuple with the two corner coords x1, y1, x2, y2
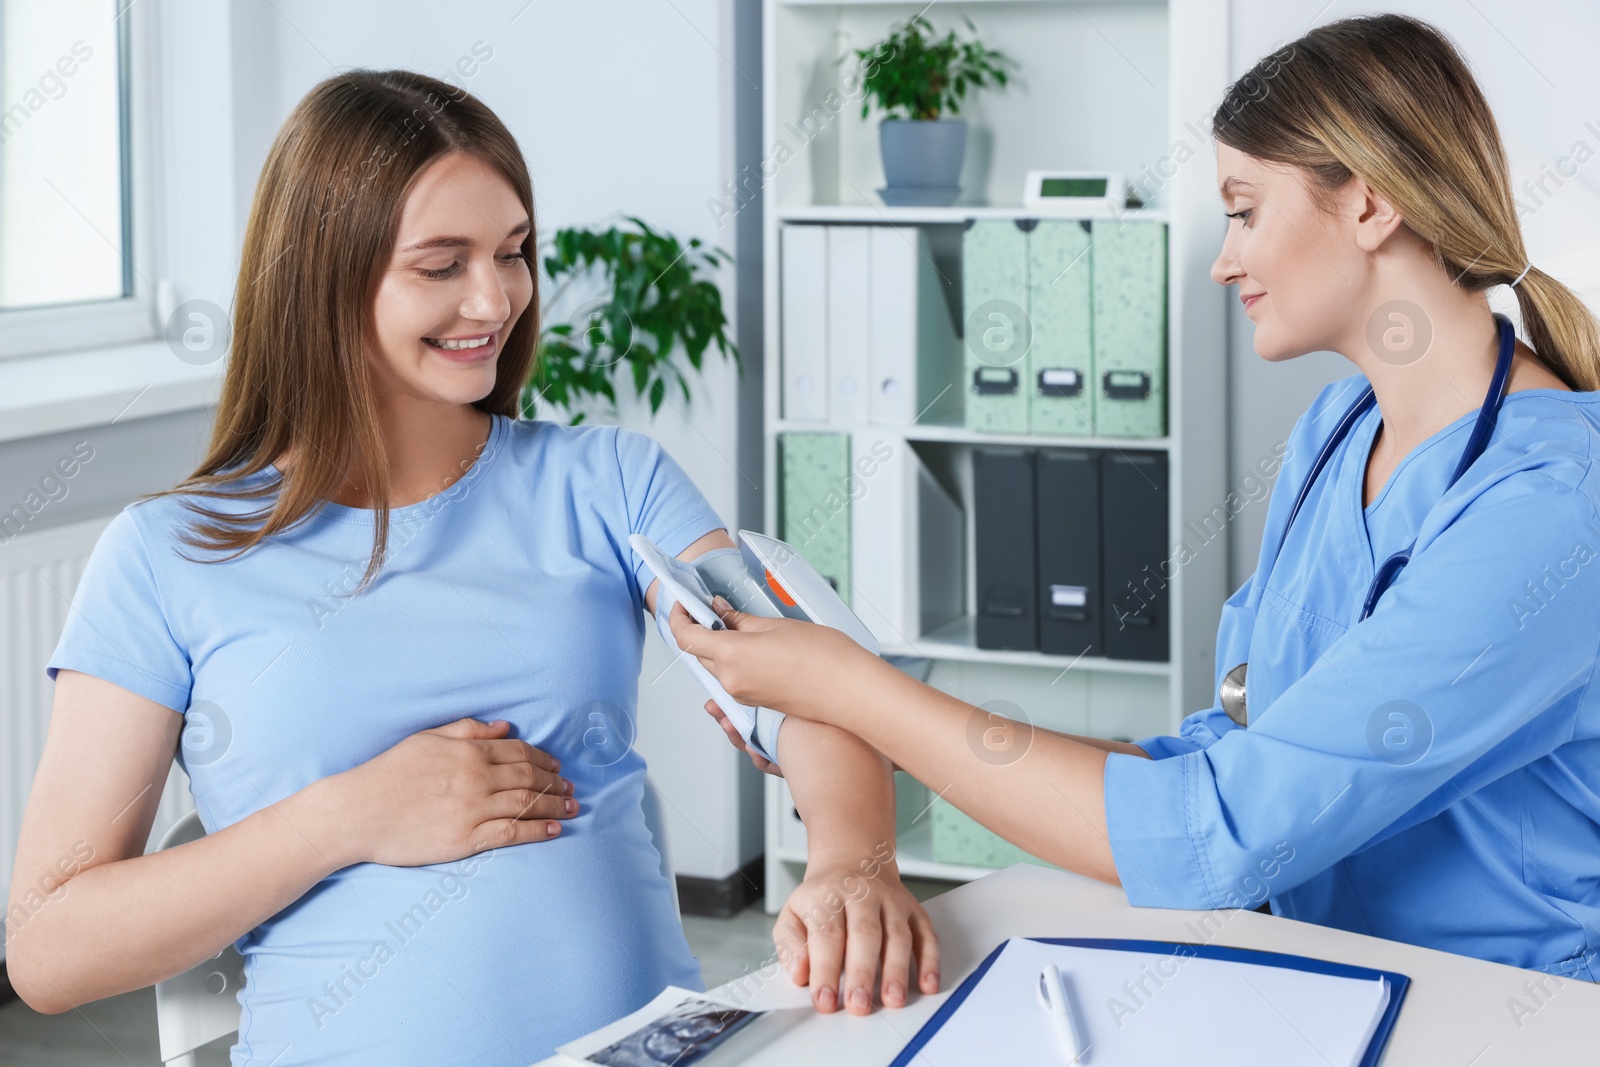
(892, 937, 1410, 1067)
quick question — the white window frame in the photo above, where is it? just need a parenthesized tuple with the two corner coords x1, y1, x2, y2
(0, 0, 161, 361)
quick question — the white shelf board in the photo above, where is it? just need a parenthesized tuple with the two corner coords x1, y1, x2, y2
(774, 418, 1170, 451)
(778, 204, 1168, 225)
(880, 615, 1172, 675)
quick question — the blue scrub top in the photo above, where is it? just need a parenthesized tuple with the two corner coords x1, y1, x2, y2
(47, 415, 725, 1065)
(1105, 373, 1600, 980)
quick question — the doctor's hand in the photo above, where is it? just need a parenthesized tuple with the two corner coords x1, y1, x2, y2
(777, 855, 941, 1014)
(668, 597, 868, 722)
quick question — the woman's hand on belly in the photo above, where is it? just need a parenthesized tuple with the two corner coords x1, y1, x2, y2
(773, 854, 940, 1016)
(327, 717, 578, 867)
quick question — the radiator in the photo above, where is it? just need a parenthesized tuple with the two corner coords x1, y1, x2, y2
(1, 513, 194, 961)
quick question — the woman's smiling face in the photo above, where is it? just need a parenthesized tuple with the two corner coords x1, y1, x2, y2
(369, 151, 534, 407)
(1209, 142, 1363, 362)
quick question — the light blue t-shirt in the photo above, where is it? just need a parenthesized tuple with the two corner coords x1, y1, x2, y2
(1105, 376, 1600, 980)
(47, 415, 726, 1064)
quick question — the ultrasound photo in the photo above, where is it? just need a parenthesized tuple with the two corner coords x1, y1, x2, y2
(586, 997, 759, 1066)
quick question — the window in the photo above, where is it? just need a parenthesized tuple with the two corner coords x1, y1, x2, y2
(0, 0, 154, 359)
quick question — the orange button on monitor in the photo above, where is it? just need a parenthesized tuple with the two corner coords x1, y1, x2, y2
(764, 569, 796, 607)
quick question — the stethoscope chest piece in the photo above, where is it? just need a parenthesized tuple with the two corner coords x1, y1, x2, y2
(1221, 662, 1249, 727)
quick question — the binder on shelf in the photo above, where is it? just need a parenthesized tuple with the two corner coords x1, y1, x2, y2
(1101, 449, 1169, 661)
(847, 432, 964, 647)
(1027, 220, 1095, 436)
(962, 220, 1031, 434)
(1036, 448, 1102, 658)
(1092, 219, 1168, 437)
(780, 224, 829, 422)
(826, 225, 871, 424)
(973, 447, 1037, 651)
(869, 226, 962, 427)
(779, 432, 851, 602)
(915, 459, 964, 634)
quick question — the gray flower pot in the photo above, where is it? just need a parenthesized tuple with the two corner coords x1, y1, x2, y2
(879, 118, 967, 205)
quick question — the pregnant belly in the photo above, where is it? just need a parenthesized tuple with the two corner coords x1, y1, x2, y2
(228, 806, 701, 1067)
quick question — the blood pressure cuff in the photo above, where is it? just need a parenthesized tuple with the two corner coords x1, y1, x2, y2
(651, 547, 787, 766)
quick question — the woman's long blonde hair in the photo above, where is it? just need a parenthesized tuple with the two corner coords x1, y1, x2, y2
(152, 70, 538, 589)
(1213, 14, 1600, 390)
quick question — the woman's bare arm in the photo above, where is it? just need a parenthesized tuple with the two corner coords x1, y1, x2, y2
(810, 656, 1126, 884)
(647, 531, 939, 1012)
(6, 671, 572, 1014)
(5, 671, 354, 1013)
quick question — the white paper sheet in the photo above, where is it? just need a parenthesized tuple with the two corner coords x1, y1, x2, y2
(905, 938, 1391, 1067)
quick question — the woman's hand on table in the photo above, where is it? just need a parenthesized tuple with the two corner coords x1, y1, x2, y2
(330, 717, 577, 867)
(667, 596, 868, 724)
(778, 854, 940, 1015)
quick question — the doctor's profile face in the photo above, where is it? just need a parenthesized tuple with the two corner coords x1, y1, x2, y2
(367, 151, 535, 408)
(1209, 143, 1367, 363)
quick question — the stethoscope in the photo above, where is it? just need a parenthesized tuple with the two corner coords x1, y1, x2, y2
(1220, 313, 1517, 728)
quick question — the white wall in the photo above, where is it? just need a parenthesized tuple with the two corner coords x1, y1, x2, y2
(216, 0, 760, 879)
(1223, 0, 1600, 587)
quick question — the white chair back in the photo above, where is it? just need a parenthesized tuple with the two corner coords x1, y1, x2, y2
(152, 811, 247, 1067)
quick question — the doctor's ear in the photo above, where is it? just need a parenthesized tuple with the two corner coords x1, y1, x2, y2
(1348, 176, 1406, 253)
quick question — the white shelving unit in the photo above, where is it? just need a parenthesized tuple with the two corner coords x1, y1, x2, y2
(761, 0, 1231, 910)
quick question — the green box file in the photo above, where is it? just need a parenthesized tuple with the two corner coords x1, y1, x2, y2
(961, 219, 1030, 434)
(929, 795, 1052, 870)
(779, 432, 851, 603)
(1091, 220, 1168, 438)
(1027, 220, 1095, 436)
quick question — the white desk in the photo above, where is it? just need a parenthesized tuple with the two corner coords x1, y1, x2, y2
(536, 863, 1599, 1065)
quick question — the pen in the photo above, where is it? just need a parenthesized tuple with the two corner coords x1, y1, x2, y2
(1037, 964, 1087, 1064)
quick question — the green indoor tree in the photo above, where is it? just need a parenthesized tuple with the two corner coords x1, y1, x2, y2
(524, 217, 737, 423)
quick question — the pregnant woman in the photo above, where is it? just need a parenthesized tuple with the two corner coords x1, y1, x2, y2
(5, 71, 937, 1064)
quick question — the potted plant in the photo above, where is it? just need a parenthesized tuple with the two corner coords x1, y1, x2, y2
(524, 216, 738, 423)
(846, 15, 1017, 206)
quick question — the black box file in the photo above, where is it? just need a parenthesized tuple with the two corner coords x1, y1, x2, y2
(1036, 449, 1103, 657)
(1100, 450, 1169, 661)
(973, 447, 1038, 651)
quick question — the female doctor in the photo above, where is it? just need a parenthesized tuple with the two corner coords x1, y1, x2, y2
(674, 13, 1600, 980)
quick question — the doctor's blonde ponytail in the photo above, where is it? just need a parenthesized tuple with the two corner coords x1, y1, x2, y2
(1212, 14, 1600, 391)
